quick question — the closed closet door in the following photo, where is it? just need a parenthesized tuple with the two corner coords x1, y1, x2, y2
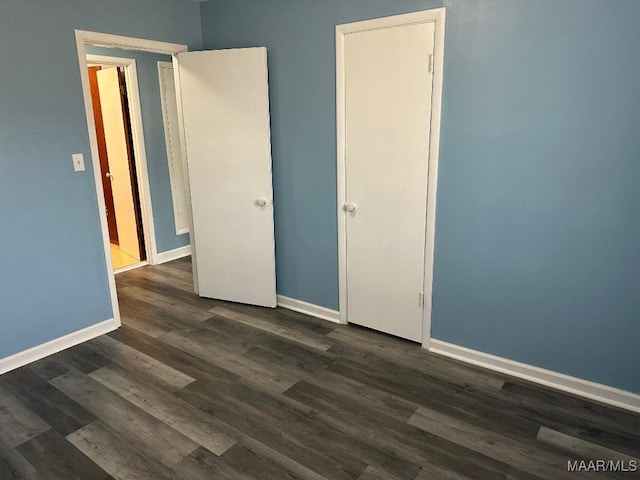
(344, 22, 435, 342)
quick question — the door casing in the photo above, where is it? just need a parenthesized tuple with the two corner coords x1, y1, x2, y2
(75, 31, 189, 327)
(335, 8, 447, 348)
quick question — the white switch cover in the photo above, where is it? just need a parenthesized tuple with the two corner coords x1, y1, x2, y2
(72, 153, 85, 172)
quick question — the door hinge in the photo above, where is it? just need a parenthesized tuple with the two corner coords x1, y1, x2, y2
(419, 291, 425, 308)
(428, 54, 435, 73)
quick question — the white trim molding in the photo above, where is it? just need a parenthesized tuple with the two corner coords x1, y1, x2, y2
(76, 30, 188, 55)
(277, 295, 342, 324)
(157, 245, 192, 264)
(335, 8, 446, 342)
(429, 339, 640, 414)
(114, 261, 148, 275)
(0, 319, 118, 376)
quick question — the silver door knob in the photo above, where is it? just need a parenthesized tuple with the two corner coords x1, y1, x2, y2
(344, 202, 357, 213)
(105, 172, 114, 180)
(256, 198, 268, 207)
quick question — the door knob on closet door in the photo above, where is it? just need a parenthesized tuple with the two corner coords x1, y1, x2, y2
(255, 198, 269, 207)
(105, 172, 114, 181)
(344, 202, 357, 213)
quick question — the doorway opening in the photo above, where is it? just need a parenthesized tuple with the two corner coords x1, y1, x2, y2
(87, 60, 147, 272)
(76, 31, 189, 325)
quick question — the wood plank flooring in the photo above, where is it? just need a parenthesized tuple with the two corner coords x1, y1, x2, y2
(1, 256, 639, 479)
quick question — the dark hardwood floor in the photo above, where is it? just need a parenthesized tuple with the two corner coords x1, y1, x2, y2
(1, 257, 639, 479)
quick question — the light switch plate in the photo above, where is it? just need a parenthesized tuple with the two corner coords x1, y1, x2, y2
(72, 153, 85, 172)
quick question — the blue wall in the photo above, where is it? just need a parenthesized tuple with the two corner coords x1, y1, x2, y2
(200, 0, 640, 393)
(86, 47, 189, 253)
(0, 0, 201, 360)
(433, 0, 640, 393)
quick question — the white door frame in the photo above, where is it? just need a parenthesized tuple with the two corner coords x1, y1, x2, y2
(335, 8, 446, 347)
(86, 54, 156, 272)
(75, 30, 188, 327)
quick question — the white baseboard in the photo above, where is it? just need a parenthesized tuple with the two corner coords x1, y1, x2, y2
(114, 261, 147, 275)
(156, 245, 191, 264)
(428, 339, 640, 414)
(277, 295, 343, 324)
(0, 319, 119, 376)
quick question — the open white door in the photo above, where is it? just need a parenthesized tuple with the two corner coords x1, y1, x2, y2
(176, 47, 277, 308)
(96, 67, 142, 261)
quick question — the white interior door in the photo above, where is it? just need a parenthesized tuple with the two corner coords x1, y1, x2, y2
(344, 22, 435, 341)
(96, 67, 141, 261)
(176, 47, 276, 307)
